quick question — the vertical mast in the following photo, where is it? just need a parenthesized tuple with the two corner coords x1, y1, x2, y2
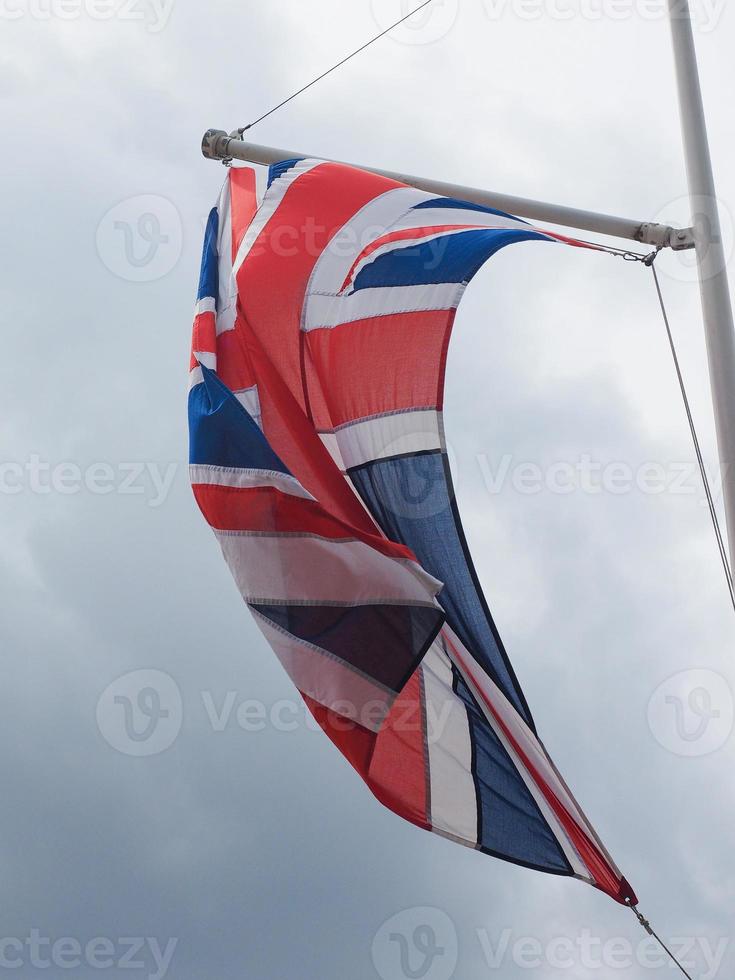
(668, 0, 735, 572)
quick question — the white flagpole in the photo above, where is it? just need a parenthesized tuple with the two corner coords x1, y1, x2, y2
(668, 0, 735, 571)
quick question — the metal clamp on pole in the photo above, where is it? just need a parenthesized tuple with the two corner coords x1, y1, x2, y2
(202, 129, 237, 163)
(638, 223, 696, 251)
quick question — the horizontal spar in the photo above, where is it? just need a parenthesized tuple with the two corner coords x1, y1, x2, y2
(202, 130, 695, 251)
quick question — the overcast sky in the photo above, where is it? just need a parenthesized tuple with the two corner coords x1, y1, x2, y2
(2, 1, 735, 977)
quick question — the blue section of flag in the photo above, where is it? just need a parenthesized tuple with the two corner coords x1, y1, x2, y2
(348, 452, 533, 728)
(189, 364, 290, 474)
(268, 158, 305, 187)
(251, 602, 443, 695)
(197, 208, 219, 304)
(351, 228, 551, 292)
(451, 668, 570, 873)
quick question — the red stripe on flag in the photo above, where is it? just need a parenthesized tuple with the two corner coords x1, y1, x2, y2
(304, 310, 455, 430)
(303, 671, 432, 831)
(367, 669, 431, 830)
(216, 325, 257, 393)
(302, 694, 377, 776)
(192, 311, 216, 362)
(192, 483, 417, 561)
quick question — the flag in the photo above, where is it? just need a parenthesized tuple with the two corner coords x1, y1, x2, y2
(189, 158, 636, 905)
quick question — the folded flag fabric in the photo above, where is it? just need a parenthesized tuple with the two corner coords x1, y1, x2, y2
(188, 158, 636, 905)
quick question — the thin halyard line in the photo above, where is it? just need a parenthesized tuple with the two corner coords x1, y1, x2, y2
(650, 259, 735, 614)
(238, 0, 441, 133)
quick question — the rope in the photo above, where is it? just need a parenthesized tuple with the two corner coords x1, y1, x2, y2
(648, 253, 735, 613)
(238, 0, 440, 134)
(585, 242, 734, 610)
(627, 903, 696, 980)
(576, 239, 650, 263)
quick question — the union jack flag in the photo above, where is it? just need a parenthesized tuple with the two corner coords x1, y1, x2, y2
(189, 158, 636, 905)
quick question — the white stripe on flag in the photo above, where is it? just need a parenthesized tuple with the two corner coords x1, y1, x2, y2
(195, 297, 216, 316)
(331, 409, 442, 470)
(318, 432, 347, 471)
(233, 385, 262, 428)
(251, 608, 393, 733)
(215, 179, 238, 336)
(189, 464, 315, 500)
(421, 640, 479, 846)
(304, 186, 435, 304)
(303, 282, 464, 331)
(193, 351, 216, 371)
(214, 532, 443, 607)
(392, 206, 534, 234)
(189, 365, 204, 390)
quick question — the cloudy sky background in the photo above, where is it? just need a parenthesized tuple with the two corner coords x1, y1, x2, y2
(2, 0, 735, 976)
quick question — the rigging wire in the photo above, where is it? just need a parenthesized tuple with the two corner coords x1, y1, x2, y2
(590, 240, 735, 612)
(648, 253, 735, 613)
(577, 239, 650, 263)
(587, 244, 727, 977)
(237, 0, 441, 134)
(627, 903, 696, 980)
